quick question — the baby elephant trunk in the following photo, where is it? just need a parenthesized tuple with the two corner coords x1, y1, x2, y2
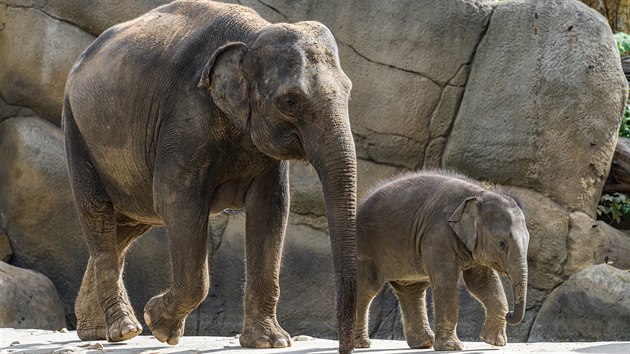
(506, 263, 528, 325)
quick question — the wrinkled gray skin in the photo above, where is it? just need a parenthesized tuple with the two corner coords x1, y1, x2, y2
(354, 171, 529, 351)
(62, 1, 357, 352)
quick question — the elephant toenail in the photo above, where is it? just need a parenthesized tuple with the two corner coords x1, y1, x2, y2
(273, 338, 288, 348)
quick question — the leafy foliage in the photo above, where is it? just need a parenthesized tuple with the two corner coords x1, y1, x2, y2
(620, 94, 630, 139)
(614, 32, 630, 57)
(597, 193, 630, 223)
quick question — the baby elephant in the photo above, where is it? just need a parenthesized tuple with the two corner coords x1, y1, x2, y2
(354, 170, 529, 351)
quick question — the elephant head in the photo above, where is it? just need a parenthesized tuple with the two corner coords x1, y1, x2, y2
(199, 22, 357, 350)
(448, 192, 529, 325)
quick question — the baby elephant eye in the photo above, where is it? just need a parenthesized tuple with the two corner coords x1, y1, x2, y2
(276, 93, 303, 116)
(498, 240, 508, 250)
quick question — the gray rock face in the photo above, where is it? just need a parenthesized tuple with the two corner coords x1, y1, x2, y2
(0, 261, 66, 330)
(443, 0, 627, 218)
(18, 0, 170, 35)
(0, 117, 87, 323)
(529, 264, 630, 341)
(0, 4, 96, 123)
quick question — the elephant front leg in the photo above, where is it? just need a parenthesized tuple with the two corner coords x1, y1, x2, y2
(463, 266, 508, 346)
(427, 263, 464, 351)
(239, 163, 292, 349)
(145, 174, 212, 345)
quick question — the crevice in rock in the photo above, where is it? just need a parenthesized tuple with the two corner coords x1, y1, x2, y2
(0, 1, 94, 37)
(338, 40, 444, 88)
(257, 0, 289, 22)
(420, 83, 460, 169)
(353, 131, 416, 170)
(440, 5, 496, 167)
(364, 126, 420, 144)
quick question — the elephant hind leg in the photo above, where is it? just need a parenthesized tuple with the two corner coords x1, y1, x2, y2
(66, 114, 145, 342)
(75, 256, 106, 340)
(74, 218, 150, 342)
(390, 280, 434, 349)
(75, 221, 151, 340)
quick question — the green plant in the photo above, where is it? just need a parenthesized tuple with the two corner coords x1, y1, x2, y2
(614, 32, 630, 56)
(597, 193, 630, 223)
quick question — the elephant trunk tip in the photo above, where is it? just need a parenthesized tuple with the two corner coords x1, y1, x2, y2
(505, 311, 523, 325)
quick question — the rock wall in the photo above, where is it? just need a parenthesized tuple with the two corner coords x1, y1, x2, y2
(0, 0, 629, 344)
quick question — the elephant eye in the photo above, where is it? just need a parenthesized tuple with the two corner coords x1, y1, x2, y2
(276, 93, 303, 116)
(498, 240, 508, 251)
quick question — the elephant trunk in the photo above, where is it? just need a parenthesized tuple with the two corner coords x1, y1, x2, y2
(506, 261, 528, 325)
(304, 120, 357, 354)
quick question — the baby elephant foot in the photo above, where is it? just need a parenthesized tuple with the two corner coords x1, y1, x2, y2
(240, 321, 291, 348)
(106, 315, 143, 342)
(480, 326, 507, 346)
(434, 335, 464, 351)
(353, 335, 371, 348)
(144, 295, 186, 345)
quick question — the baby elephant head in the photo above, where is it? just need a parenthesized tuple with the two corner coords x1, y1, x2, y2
(448, 192, 529, 325)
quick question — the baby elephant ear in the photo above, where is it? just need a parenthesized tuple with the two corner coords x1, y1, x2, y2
(448, 197, 480, 253)
(198, 42, 250, 130)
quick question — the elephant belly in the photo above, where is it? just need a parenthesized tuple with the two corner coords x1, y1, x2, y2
(89, 143, 160, 225)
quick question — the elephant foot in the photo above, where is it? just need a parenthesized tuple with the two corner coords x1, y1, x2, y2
(239, 320, 291, 348)
(144, 295, 186, 345)
(353, 335, 371, 348)
(434, 335, 464, 351)
(480, 326, 507, 346)
(106, 315, 143, 342)
(406, 327, 434, 349)
(76, 322, 106, 341)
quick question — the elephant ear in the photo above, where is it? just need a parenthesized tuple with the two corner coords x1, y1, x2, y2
(198, 42, 250, 130)
(448, 197, 480, 253)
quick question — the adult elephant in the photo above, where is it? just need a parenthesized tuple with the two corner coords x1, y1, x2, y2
(62, 1, 357, 353)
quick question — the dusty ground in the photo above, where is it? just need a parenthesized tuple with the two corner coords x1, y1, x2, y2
(1, 329, 629, 354)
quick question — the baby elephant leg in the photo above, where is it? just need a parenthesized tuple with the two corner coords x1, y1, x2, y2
(463, 266, 508, 346)
(390, 281, 434, 349)
(353, 260, 382, 348)
(430, 269, 464, 351)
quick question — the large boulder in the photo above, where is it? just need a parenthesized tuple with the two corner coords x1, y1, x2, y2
(0, 261, 66, 330)
(0, 117, 87, 322)
(529, 264, 630, 341)
(443, 0, 627, 218)
(0, 4, 95, 124)
(566, 211, 630, 274)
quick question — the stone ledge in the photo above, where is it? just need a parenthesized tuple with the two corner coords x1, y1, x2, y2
(1, 329, 629, 353)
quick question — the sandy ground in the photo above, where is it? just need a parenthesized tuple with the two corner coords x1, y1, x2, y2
(1, 329, 630, 354)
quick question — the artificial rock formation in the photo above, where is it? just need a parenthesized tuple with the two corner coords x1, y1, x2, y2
(529, 264, 630, 341)
(0, 0, 628, 343)
(0, 261, 66, 330)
